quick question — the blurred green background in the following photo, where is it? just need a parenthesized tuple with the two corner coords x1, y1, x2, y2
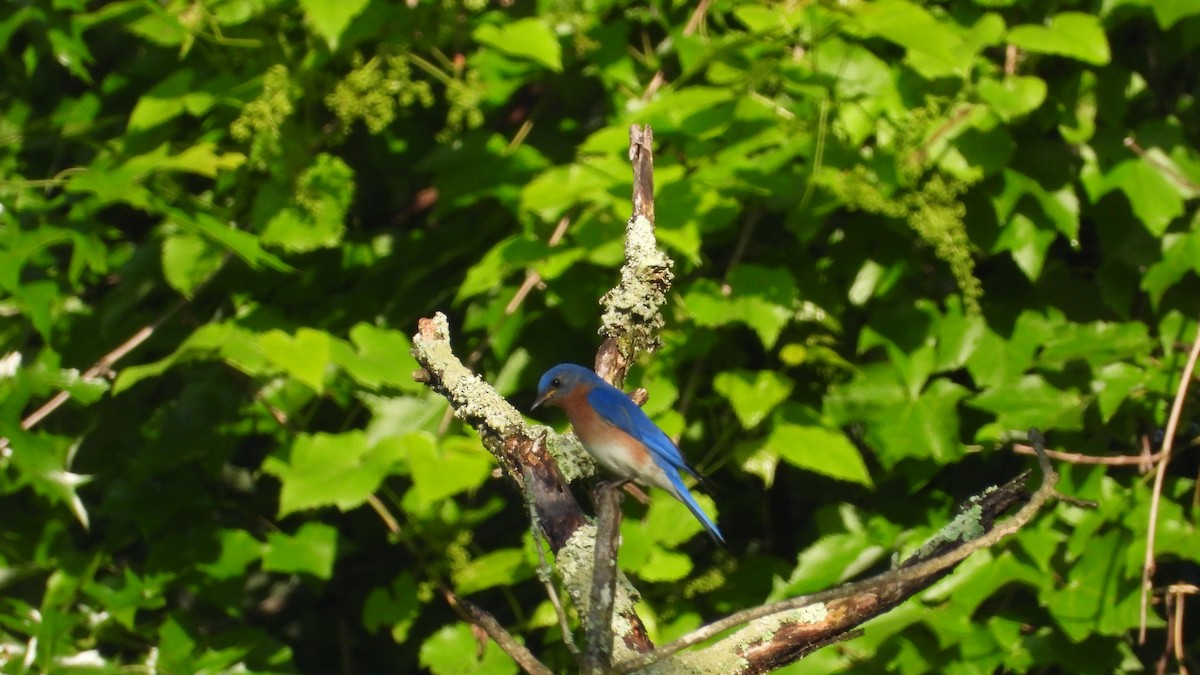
(1, 0, 1199, 672)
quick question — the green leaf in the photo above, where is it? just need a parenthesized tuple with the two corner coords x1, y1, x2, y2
(765, 423, 873, 486)
(637, 547, 694, 583)
(641, 490, 715, 546)
(1090, 362, 1147, 423)
(847, 0, 984, 78)
(299, 0, 370, 50)
(86, 569, 169, 630)
(262, 522, 338, 579)
(161, 232, 225, 297)
(197, 529, 264, 580)
(453, 548, 531, 595)
(363, 573, 421, 643)
(964, 311, 1060, 388)
(1036, 321, 1151, 369)
(828, 370, 970, 466)
(419, 624, 520, 675)
(1042, 529, 1139, 641)
(772, 507, 893, 597)
(1008, 13, 1111, 65)
(473, 18, 562, 72)
(403, 433, 494, 511)
(332, 323, 424, 392)
(968, 374, 1086, 439)
(684, 266, 796, 348)
(713, 369, 793, 429)
(0, 426, 91, 528)
(262, 431, 405, 516)
(1143, 228, 1200, 306)
(1081, 151, 1185, 236)
(128, 69, 215, 132)
(259, 328, 331, 393)
(11, 280, 58, 341)
(977, 75, 1047, 122)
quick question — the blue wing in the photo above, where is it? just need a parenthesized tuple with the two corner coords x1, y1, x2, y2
(586, 383, 725, 544)
(585, 385, 699, 478)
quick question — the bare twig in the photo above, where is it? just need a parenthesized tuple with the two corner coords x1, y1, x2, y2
(0, 291, 199, 454)
(1139, 320, 1200, 643)
(683, 0, 712, 37)
(1012, 442, 1164, 467)
(582, 484, 623, 674)
(615, 429, 1059, 673)
(443, 588, 554, 675)
(365, 494, 401, 535)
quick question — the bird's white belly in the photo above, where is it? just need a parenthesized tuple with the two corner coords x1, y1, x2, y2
(578, 433, 671, 492)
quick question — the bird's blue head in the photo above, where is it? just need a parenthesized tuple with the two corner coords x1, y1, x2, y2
(532, 363, 597, 410)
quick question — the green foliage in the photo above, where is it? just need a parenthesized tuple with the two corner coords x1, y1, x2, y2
(1, 0, 1199, 672)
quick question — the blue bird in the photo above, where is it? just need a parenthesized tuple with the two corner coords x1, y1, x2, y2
(532, 363, 724, 544)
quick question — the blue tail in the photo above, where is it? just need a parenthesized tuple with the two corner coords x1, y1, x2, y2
(666, 472, 725, 545)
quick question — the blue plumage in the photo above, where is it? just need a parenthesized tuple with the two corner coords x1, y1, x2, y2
(533, 363, 724, 544)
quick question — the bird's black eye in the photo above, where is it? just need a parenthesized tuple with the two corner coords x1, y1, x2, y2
(551, 377, 561, 388)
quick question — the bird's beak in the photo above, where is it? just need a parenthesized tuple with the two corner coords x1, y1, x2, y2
(531, 391, 553, 411)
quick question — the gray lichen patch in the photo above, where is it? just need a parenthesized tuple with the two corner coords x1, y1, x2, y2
(600, 215, 675, 356)
(411, 312, 526, 436)
(557, 526, 643, 661)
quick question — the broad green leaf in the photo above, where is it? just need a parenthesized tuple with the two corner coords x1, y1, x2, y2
(473, 18, 562, 72)
(197, 529, 264, 580)
(457, 235, 550, 302)
(828, 371, 969, 466)
(128, 69, 216, 132)
(262, 522, 338, 579)
(637, 547, 694, 583)
(964, 311, 1060, 389)
(1042, 529, 1140, 641)
(162, 232, 225, 297)
(114, 321, 270, 393)
(299, 0, 370, 50)
(174, 210, 293, 272)
(1081, 151, 1185, 236)
(684, 266, 796, 348)
(1090, 363, 1147, 423)
(773, 508, 891, 597)
(331, 323, 424, 392)
(403, 433, 494, 511)
(847, 0, 982, 78)
(713, 369, 793, 429)
(765, 423, 873, 486)
(1036, 321, 1150, 368)
(968, 374, 1086, 439)
(261, 153, 354, 251)
(262, 431, 406, 516)
(977, 75, 1047, 122)
(85, 569, 169, 629)
(259, 328, 331, 393)
(642, 491, 713, 546)
(363, 572, 421, 643)
(1143, 227, 1200, 306)
(11, 280, 58, 341)
(453, 548, 531, 595)
(0, 427, 91, 528)
(419, 624, 520, 675)
(1008, 13, 1110, 65)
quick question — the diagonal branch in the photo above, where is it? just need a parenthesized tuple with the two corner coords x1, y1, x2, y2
(443, 588, 554, 675)
(615, 429, 1059, 673)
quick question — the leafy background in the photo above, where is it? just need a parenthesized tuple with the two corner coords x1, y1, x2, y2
(2, 0, 1199, 672)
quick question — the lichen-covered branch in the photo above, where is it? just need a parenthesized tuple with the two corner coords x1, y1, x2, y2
(597, 125, 674, 386)
(615, 430, 1058, 673)
(411, 313, 653, 658)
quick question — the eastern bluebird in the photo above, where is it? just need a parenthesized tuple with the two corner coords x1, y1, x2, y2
(532, 363, 724, 544)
